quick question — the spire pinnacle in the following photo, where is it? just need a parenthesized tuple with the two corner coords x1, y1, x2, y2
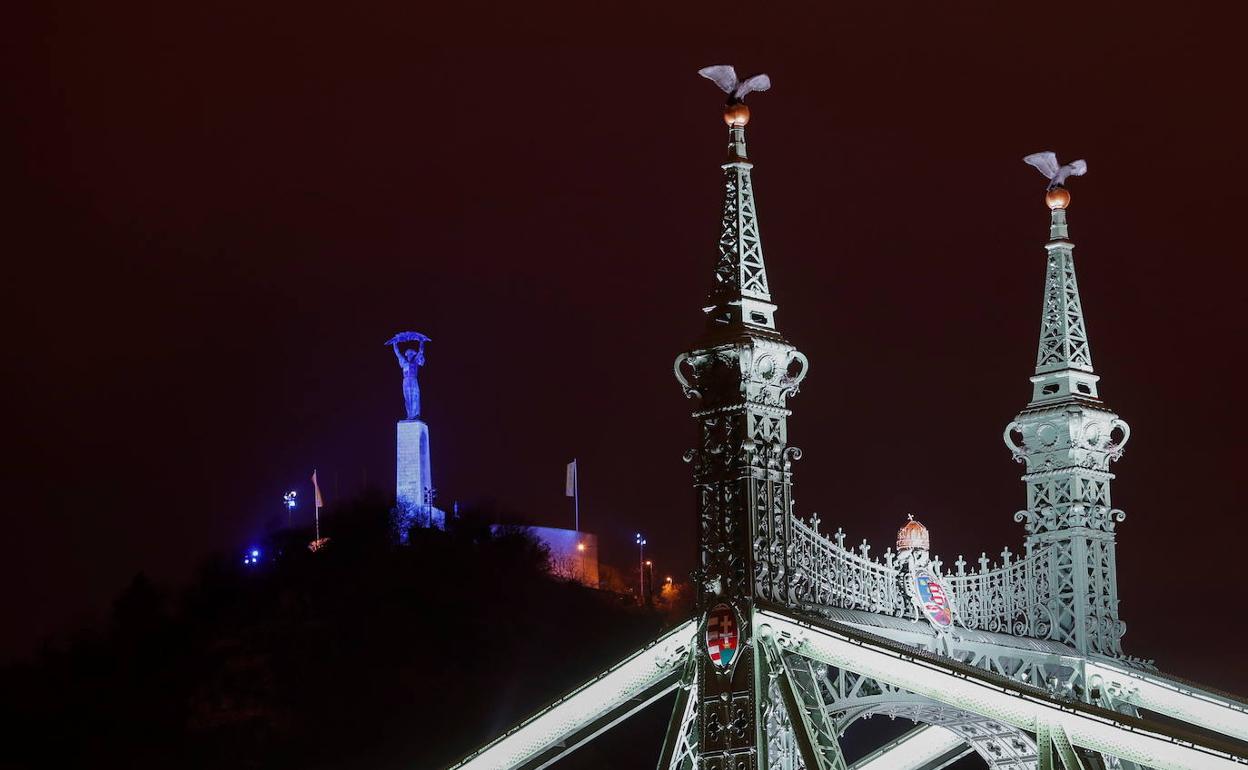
(1029, 188, 1099, 403)
(1005, 161, 1130, 655)
(698, 67, 777, 332)
(1020, 150, 1099, 405)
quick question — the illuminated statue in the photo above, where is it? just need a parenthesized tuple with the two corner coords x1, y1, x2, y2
(387, 330, 442, 534)
(1023, 150, 1087, 190)
(386, 332, 429, 420)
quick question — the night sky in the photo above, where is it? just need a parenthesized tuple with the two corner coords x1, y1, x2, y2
(8, 1, 1247, 692)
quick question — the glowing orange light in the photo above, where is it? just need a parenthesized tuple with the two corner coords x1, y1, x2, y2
(723, 103, 750, 127)
(1045, 187, 1071, 210)
(577, 542, 586, 552)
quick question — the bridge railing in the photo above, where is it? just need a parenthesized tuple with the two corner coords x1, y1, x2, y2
(788, 517, 1056, 641)
(939, 548, 1054, 639)
(790, 517, 902, 616)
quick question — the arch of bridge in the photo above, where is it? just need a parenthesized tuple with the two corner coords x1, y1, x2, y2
(839, 695, 1040, 769)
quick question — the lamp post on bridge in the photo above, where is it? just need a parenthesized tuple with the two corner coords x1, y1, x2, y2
(635, 533, 647, 604)
(283, 490, 297, 528)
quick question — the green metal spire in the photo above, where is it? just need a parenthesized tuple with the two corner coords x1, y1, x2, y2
(1029, 198, 1100, 404)
(1005, 186, 1131, 656)
(704, 109, 778, 332)
(675, 86, 810, 770)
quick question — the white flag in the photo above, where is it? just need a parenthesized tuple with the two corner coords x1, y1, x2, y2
(565, 460, 577, 497)
(311, 469, 324, 508)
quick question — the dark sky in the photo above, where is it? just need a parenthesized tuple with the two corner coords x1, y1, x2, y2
(7, 1, 1246, 688)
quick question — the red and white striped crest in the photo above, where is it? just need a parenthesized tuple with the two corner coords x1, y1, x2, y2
(706, 604, 739, 668)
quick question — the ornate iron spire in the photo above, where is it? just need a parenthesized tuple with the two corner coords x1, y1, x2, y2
(677, 66, 811, 770)
(1029, 186, 1100, 404)
(1004, 165, 1131, 656)
(698, 66, 778, 332)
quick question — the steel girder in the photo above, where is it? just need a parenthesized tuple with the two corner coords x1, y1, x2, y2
(759, 634, 848, 770)
(755, 605, 1248, 770)
(447, 620, 696, 770)
(1084, 658, 1248, 744)
(445, 608, 1248, 770)
(657, 653, 699, 770)
(815, 610, 1248, 760)
(847, 725, 972, 770)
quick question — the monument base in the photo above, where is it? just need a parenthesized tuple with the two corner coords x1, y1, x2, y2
(396, 419, 442, 536)
(393, 505, 446, 541)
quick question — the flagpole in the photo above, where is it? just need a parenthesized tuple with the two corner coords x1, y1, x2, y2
(312, 468, 323, 541)
(565, 459, 580, 531)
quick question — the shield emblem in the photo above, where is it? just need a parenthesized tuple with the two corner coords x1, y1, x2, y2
(706, 604, 739, 667)
(914, 570, 953, 628)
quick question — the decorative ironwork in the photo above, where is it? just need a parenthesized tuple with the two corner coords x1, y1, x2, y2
(1005, 194, 1131, 657)
(448, 91, 1248, 770)
(677, 64, 806, 770)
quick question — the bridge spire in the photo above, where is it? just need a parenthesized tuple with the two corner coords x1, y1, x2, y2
(1004, 176, 1131, 657)
(703, 102, 779, 332)
(676, 67, 813, 770)
(1029, 187, 1099, 404)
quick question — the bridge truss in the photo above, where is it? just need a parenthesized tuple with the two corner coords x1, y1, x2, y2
(448, 77, 1248, 770)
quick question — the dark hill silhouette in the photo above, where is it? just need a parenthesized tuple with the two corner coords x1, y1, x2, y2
(0, 494, 674, 769)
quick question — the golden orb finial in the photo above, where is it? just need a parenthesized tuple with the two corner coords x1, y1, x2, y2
(1046, 187, 1071, 210)
(723, 103, 750, 127)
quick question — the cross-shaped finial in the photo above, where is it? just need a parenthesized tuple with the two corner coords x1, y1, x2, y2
(978, 552, 990, 573)
(955, 555, 967, 576)
(810, 512, 821, 533)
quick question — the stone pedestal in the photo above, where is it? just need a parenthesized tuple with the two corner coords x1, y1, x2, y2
(396, 419, 444, 536)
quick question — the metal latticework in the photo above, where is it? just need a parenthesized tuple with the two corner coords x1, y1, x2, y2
(1035, 208, 1092, 374)
(1003, 202, 1132, 657)
(673, 106, 809, 770)
(709, 124, 771, 313)
(447, 89, 1248, 770)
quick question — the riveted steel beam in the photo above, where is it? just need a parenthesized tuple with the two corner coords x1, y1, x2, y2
(756, 606, 1248, 770)
(847, 725, 972, 770)
(448, 620, 696, 770)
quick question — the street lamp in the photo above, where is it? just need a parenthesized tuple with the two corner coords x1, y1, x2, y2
(283, 490, 297, 528)
(635, 533, 647, 603)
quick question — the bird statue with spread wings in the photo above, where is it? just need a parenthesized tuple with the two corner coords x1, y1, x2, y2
(698, 65, 772, 105)
(1023, 151, 1088, 190)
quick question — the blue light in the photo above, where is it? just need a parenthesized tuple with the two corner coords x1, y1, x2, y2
(243, 547, 262, 566)
(251, 549, 260, 557)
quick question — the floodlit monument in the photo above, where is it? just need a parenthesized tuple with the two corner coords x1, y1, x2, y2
(388, 331, 445, 535)
(448, 68, 1248, 770)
